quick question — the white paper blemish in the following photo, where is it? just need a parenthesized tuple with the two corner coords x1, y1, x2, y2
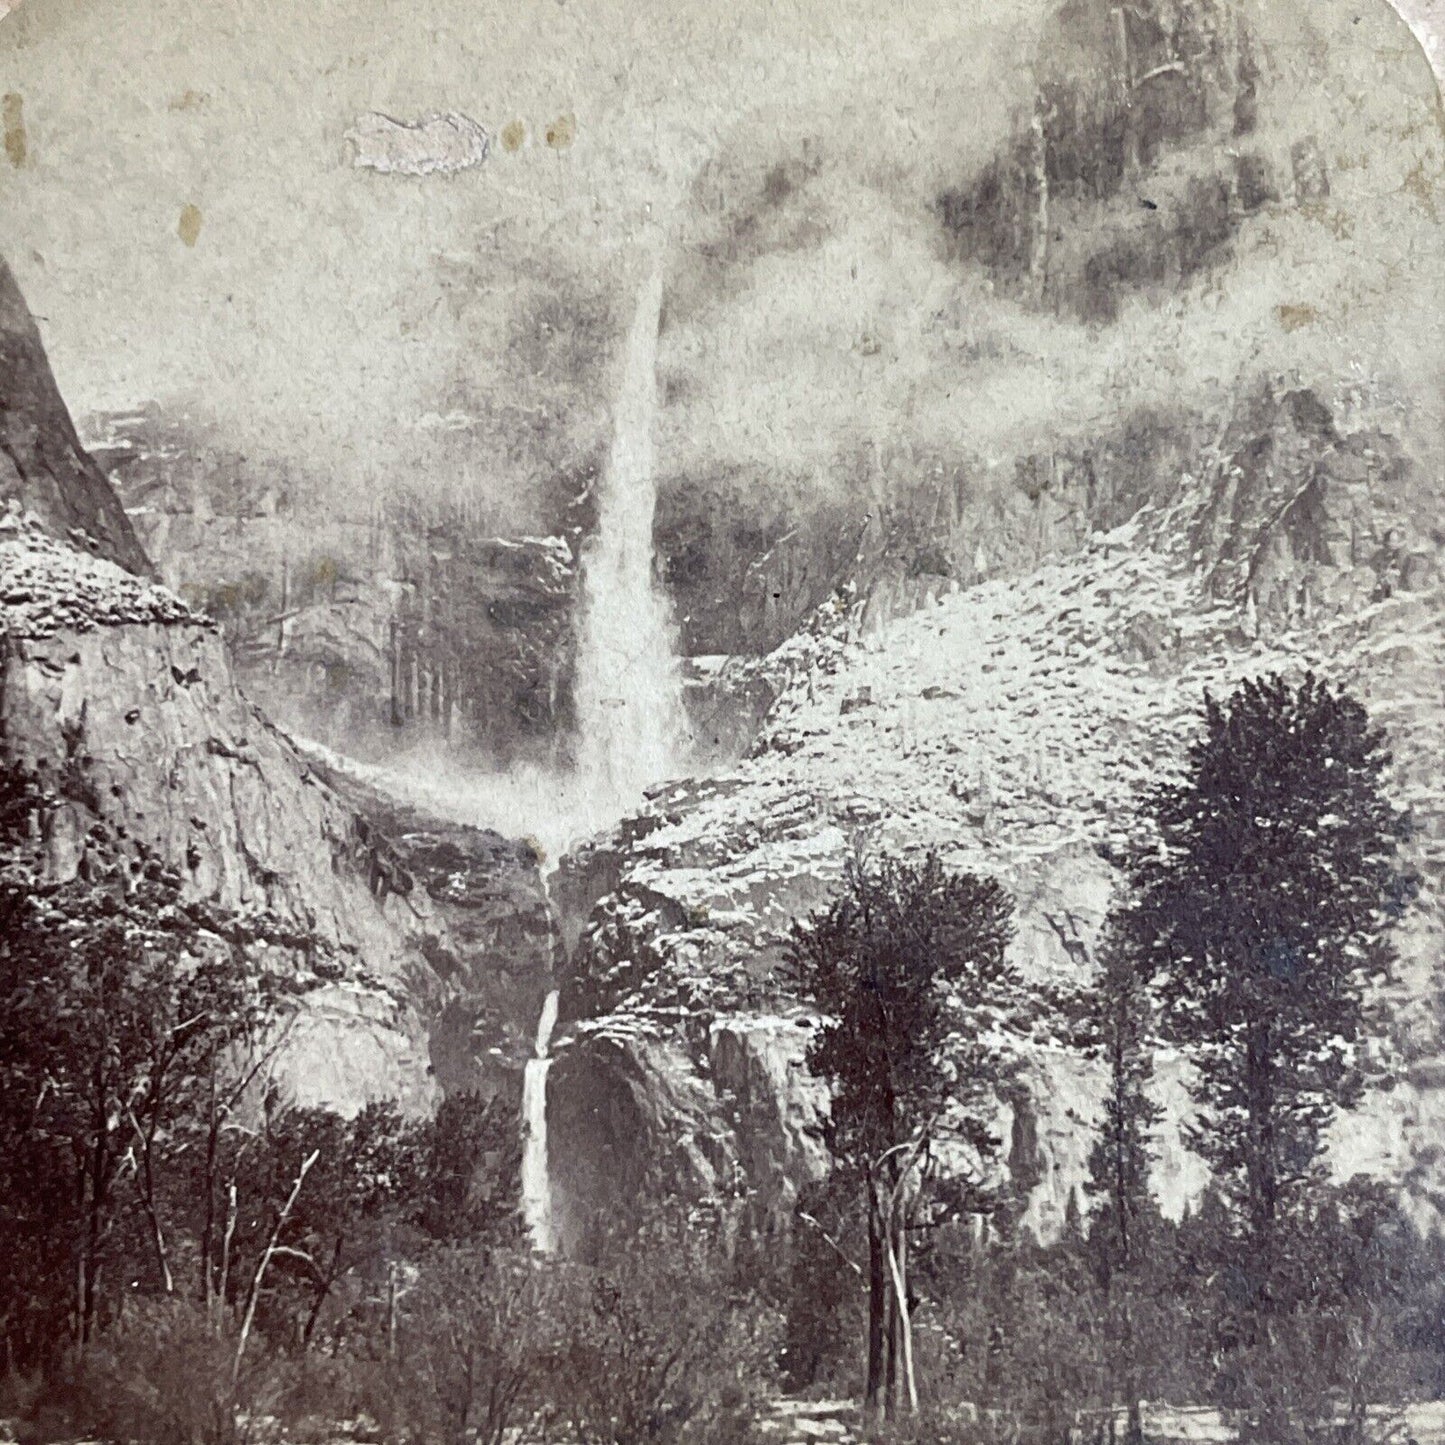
(345, 112, 490, 176)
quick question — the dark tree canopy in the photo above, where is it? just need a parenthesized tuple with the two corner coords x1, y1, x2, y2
(0, 760, 521, 1375)
(1084, 920, 1162, 1286)
(790, 848, 1018, 1173)
(1127, 673, 1412, 1251)
(788, 847, 1025, 1418)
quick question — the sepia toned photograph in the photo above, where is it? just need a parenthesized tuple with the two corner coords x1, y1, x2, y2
(1, 0, 1444, 1441)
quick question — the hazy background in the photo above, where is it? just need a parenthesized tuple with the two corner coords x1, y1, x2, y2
(0, 0, 1439, 533)
(0, 0, 1034, 530)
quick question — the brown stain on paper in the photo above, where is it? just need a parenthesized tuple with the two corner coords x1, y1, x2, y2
(1275, 303, 1320, 333)
(3, 93, 26, 168)
(1401, 159, 1442, 221)
(178, 203, 203, 247)
(501, 119, 525, 152)
(544, 113, 576, 150)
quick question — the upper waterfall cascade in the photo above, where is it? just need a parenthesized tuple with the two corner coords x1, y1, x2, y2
(573, 260, 690, 817)
(295, 259, 693, 863)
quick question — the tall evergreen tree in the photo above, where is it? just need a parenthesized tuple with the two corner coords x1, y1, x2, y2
(1128, 674, 1411, 1290)
(788, 847, 1021, 1421)
(1085, 922, 1161, 1287)
(1084, 919, 1163, 1445)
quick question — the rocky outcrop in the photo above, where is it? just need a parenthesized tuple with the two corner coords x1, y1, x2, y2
(547, 1012, 828, 1254)
(647, 0, 1443, 681)
(0, 254, 563, 1117)
(660, 373, 1444, 759)
(0, 523, 436, 1113)
(1182, 384, 1441, 622)
(320, 774, 560, 1098)
(549, 393, 1445, 1235)
(708, 1015, 831, 1229)
(938, 0, 1265, 322)
(88, 408, 588, 767)
(0, 262, 150, 576)
(0, 519, 563, 1113)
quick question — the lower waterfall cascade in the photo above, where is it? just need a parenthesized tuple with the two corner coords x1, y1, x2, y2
(521, 989, 561, 1252)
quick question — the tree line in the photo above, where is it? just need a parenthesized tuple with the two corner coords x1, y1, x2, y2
(783, 672, 1434, 1444)
(0, 670, 1438, 1445)
(0, 761, 777, 1445)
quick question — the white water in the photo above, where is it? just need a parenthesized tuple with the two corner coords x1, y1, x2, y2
(514, 264, 690, 1253)
(301, 266, 692, 1255)
(572, 259, 691, 819)
(293, 259, 693, 864)
(521, 989, 561, 1251)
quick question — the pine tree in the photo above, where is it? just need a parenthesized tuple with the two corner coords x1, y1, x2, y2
(1084, 918, 1163, 1445)
(1085, 922, 1162, 1286)
(1131, 675, 1410, 1284)
(788, 847, 1021, 1421)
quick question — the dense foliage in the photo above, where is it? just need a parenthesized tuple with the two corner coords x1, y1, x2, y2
(0, 761, 780, 1445)
(1, 672, 1438, 1445)
(788, 849, 1030, 1420)
(1136, 675, 1411, 1253)
(777, 674, 1434, 1443)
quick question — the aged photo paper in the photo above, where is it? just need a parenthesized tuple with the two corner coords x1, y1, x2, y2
(1, 2, 1444, 1442)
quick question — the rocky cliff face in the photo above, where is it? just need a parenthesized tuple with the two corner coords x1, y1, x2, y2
(0, 262, 150, 577)
(87, 407, 590, 769)
(317, 773, 560, 1100)
(0, 262, 558, 1119)
(7, 0, 1440, 1258)
(0, 518, 559, 1113)
(69, 1, 1442, 786)
(651, 0, 1445, 675)
(0, 514, 557, 1109)
(0, 519, 434, 1112)
(548, 379, 1445, 1244)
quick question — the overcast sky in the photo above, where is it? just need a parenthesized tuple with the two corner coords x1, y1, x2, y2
(0, 0, 1440, 520)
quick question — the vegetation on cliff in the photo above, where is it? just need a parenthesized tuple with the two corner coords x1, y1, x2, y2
(770, 676, 1441, 1442)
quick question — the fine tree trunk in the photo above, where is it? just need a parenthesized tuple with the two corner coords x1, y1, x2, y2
(140, 1186, 174, 1296)
(80, 1070, 112, 1348)
(865, 1181, 887, 1418)
(1244, 1018, 1278, 1308)
(1030, 103, 1050, 301)
(201, 1080, 219, 1323)
(886, 1213, 919, 1415)
(234, 1148, 319, 1381)
(128, 1101, 175, 1296)
(1124, 1293, 1144, 1445)
(884, 1278, 899, 1419)
(1114, 6, 1139, 175)
(301, 1237, 346, 1348)
(217, 1179, 239, 1337)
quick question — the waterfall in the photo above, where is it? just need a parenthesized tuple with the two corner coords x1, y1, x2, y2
(572, 260, 690, 821)
(314, 257, 691, 862)
(521, 989, 561, 1252)
(518, 263, 688, 1254)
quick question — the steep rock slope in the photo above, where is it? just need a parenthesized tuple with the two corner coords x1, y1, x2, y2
(0, 261, 150, 576)
(654, 0, 1445, 668)
(0, 519, 434, 1111)
(550, 388, 1445, 1243)
(0, 257, 558, 1115)
(0, 518, 558, 1112)
(85, 409, 590, 767)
